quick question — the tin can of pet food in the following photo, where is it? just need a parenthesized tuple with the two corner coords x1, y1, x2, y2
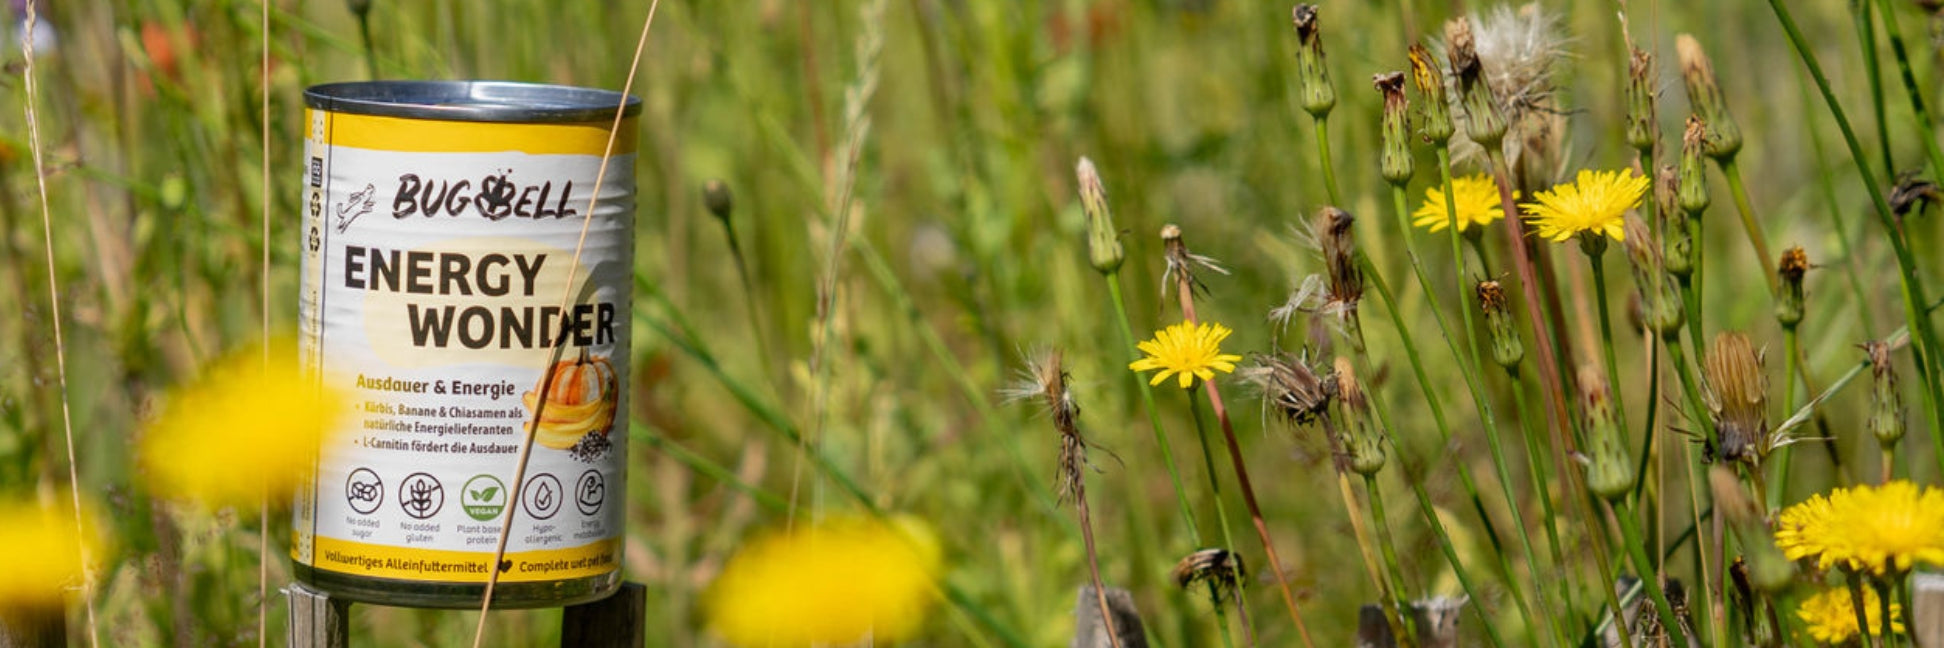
(293, 81, 637, 608)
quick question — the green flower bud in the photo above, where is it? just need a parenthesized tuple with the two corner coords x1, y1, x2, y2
(1865, 341, 1906, 447)
(1374, 72, 1413, 186)
(1678, 117, 1711, 214)
(1476, 280, 1524, 370)
(703, 179, 734, 222)
(1621, 217, 1685, 338)
(1075, 157, 1125, 274)
(1334, 358, 1386, 476)
(1775, 247, 1807, 329)
(1446, 18, 1507, 147)
(1407, 44, 1454, 145)
(1657, 165, 1694, 278)
(1580, 369, 1635, 500)
(1677, 34, 1743, 160)
(1625, 48, 1658, 152)
(1290, 5, 1336, 118)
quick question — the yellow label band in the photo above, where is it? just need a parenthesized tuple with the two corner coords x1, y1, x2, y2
(312, 109, 639, 156)
(306, 536, 619, 583)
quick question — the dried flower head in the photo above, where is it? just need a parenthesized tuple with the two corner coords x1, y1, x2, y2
(1889, 172, 1941, 219)
(1076, 157, 1125, 273)
(1130, 321, 1243, 390)
(1316, 206, 1363, 312)
(1374, 71, 1413, 185)
(1677, 34, 1743, 159)
(1702, 332, 1769, 466)
(1290, 5, 1335, 117)
(1160, 224, 1230, 299)
(1448, 5, 1569, 188)
(1172, 548, 1246, 607)
(1521, 168, 1648, 244)
(1444, 17, 1508, 148)
(1241, 350, 1336, 427)
(1864, 340, 1906, 447)
(706, 515, 943, 645)
(1776, 247, 1808, 328)
(1412, 174, 1509, 234)
(1004, 349, 1087, 499)
(1407, 43, 1454, 144)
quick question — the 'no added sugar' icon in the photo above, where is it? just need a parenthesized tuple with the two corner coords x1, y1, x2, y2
(345, 468, 382, 515)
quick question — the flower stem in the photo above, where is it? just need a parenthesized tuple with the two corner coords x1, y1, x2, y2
(1872, 0, 1944, 184)
(1485, 149, 1576, 467)
(1360, 264, 1523, 646)
(1767, 0, 1944, 480)
(1848, 572, 1885, 648)
(1854, 0, 1896, 177)
(1717, 159, 1778, 293)
(1173, 288, 1315, 646)
(1107, 274, 1206, 546)
(1389, 179, 1561, 645)
(1614, 498, 1688, 644)
(1588, 248, 1632, 446)
(1187, 393, 1251, 646)
(1314, 115, 1342, 205)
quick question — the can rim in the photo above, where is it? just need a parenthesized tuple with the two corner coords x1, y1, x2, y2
(305, 80, 642, 123)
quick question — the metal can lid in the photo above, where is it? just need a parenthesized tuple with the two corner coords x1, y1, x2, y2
(304, 80, 642, 123)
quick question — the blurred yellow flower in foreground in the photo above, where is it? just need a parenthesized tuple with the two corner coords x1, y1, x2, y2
(706, 515, 943, 646)
(0, 496, 100, 611)
(142, 342, 346, 509)
(1797, 584, 1900, 643)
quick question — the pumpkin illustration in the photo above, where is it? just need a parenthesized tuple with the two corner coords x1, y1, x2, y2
(523, 348, 619, 450)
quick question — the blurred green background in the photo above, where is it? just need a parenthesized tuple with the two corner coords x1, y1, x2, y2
(3, 0, 1942, 644)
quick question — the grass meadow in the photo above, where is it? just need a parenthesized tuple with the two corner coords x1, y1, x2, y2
(6, 0, 1944, 645)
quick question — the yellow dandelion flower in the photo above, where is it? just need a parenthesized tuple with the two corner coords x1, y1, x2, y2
(142, 341, 347, 509)
(1520, 168, 1648, 242)
(0, 496, 102, 611)
(1774, 481, 1944, 575)
(1129, 321, 1244, 389)
(1774, 491, 1836, 565)
(1412, 174, 1509, 233)
(1797, 585, 1901, 643)
(706, 515, 943, 646)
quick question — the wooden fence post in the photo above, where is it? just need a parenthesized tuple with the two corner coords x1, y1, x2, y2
(561, 582, 647, 648)
(285, 582, 351, 648)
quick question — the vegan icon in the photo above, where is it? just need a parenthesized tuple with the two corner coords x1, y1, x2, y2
(461, 474, 507, 521)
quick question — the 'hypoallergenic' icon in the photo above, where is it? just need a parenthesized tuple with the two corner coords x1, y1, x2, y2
(575, 470, 605, 516)
(399, 472, 444, 520)
(522, 473, 562, 521)
(345, 468, 383, 515)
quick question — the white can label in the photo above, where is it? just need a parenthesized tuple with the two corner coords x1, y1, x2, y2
(295, 109, 633, 584)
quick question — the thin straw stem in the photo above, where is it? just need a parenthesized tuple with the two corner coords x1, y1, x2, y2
(1107, 275, 1205, 544)
(1187, 394, 1251, 646)
(1718, 161, 1778, 293)
(1872, 0, 1944, 182)
(19, 4, 100, 646)
(1614, 499, 1687, 641)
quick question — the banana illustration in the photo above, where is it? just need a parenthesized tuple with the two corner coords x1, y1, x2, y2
(522, 349, 618, 449)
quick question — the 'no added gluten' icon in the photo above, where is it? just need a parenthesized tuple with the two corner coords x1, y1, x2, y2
(345, 468, 383, 515)
(399, 472, 444, 520)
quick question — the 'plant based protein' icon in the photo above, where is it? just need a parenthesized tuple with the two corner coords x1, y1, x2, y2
(399, 472, 444, 520)
(522, 473, 562, 521)
(345, 468, 383, 515)
(461, 474, 507, 521)
(575, 470, 605, 516)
